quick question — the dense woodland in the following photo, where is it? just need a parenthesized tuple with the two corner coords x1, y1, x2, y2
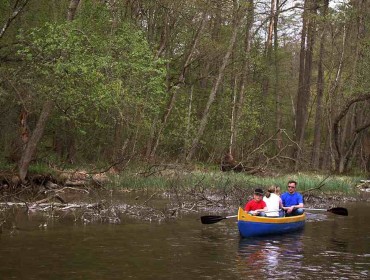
(0, 0, 369, 183)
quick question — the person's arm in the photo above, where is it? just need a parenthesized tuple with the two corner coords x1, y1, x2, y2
(254, 201, 267, 214)
(284, 194, 304, 213)
(293, 193, 304, 208)
(258, 206, 268, 212)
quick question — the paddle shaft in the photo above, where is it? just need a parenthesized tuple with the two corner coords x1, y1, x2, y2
(225, 215, 237, 219)
(201, 206, 347, 224)
(301, 207, 348, 216)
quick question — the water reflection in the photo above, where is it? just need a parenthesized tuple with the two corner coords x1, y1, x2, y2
(0, 203, 369, 279)
(236, 232, 304, 279)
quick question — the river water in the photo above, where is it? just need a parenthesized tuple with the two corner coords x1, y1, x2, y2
(0, 202, 369, 279)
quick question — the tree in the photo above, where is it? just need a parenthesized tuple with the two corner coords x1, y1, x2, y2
(0, 0, 29, 39)
(186, 1, 246, 161)
(294, 0, 318, 169)
(311, 0, 329, 169)
(333, 93, 370, 173)
(13, 16, 165, 181)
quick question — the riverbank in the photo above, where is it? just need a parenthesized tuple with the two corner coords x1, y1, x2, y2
(1, 165, 368, 232)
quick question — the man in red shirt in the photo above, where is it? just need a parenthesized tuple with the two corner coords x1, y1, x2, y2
(244, 188, 267, 216)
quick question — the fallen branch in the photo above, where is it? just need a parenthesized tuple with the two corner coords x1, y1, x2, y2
(35, 194, 67, 204)
(302, 175, 331, 194)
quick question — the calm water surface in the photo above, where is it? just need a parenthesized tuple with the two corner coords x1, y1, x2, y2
(0, 202, 369, 279)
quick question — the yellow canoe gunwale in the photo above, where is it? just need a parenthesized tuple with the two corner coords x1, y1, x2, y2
(237, 207, 306, 224)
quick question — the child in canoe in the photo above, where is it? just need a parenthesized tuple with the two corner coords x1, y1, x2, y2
(244, 188, 267, 216)
(263, 185, 284, 217)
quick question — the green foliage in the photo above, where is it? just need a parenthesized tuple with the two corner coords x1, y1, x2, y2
(0, 0, 368, 173)
(15, 21, 165, 122)
(9, 19, 166, 161)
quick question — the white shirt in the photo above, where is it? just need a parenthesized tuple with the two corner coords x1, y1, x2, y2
(263, 193, 281, 217)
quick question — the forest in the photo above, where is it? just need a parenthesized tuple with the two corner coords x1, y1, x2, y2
(0, 0, 369, 184)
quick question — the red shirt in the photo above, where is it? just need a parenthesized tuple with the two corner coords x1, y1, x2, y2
(244, 200, 266, 211)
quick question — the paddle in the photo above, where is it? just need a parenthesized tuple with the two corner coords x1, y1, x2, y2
(201, 207, 348, 224)
(200, 209, 294, 224)
(200, 215, 237, 224)
(200, 210, 280, 224)
(304, 207, 348, 216)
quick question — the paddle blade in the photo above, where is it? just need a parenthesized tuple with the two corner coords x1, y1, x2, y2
(328, 207, 348, 216)
(200, 215, 225, 224)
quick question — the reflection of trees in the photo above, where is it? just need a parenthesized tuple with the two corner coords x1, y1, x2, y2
(236, 233, 304, 278)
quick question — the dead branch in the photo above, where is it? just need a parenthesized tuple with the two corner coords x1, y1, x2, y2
(301, 175, 331, 194)
(35, 194, 66, 204)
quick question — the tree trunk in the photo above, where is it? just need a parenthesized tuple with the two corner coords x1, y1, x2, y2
(262, 0, 276, 97)
(67, 0, 80, 21)
(229, 77, 238, 155)
(312, 0, 328, 169)
(17, 0, 81, 182)
(294, 0, 308, 165)
(294, 0, 317, 170)
(183, 85, 194, 158)
(333, 93, 370, 173)
(186, 2, 244, 161)
(148, 12, 207, 159)
(273, 0, 282, 149)
(229, 0, 254, 158)
(18, 100, 53, 182)
(0, 0, 29, 39)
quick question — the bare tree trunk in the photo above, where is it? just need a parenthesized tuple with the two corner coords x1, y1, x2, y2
(273, 0, 282, 149)
(183, 85, 194, 158)
(262, 0, 276, 97)
(325, 25, 346, 169)
(186, 2, 244, 161)
(229, 77, 238, 155)
(294, 0, 308, 164)
(148, 12, 207, 158)
(67, 0, 80, 21)
(230, 0, 254, 158)
(312, 0, 328, 169)
(333, 93, 370, 173)
(294, 0, 317, 170)
(18, 101, 53, 182)
(0, 0, 29, 39)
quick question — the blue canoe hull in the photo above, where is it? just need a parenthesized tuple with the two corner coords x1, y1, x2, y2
(237, 207, 305, 238)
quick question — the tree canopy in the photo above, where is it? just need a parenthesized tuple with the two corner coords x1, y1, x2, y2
(0, 0, 369, 178)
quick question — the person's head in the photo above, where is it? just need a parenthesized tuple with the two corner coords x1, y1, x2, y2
(265, 185, 278, 198)
(275, 186, 281, 195)
(253, 188, 264, 201)
(287, 180, 297, 194)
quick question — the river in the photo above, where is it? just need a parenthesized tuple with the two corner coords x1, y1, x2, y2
(0, 202, 369, 279)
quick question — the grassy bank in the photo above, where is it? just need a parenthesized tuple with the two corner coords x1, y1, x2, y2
(0, 161, 365, 198)
(107, 167, 363, 196)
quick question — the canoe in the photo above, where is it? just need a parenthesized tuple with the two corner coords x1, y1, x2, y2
(237, 207, 305, 238)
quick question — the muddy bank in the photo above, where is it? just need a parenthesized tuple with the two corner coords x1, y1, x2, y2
(1, 168, 369, 233)
(1, 181, 368, 233)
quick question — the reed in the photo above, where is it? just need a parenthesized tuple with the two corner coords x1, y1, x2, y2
(108, 169, 360, 195)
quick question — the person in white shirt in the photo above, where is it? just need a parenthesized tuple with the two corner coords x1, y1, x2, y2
(263, 185, 283, 217)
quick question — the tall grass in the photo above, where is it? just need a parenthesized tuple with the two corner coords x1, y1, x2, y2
(108, 169, 361, 195)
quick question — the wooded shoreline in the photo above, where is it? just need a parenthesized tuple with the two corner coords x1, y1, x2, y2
(1, 1, 369, 186)
(1, 164, 368, 229)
